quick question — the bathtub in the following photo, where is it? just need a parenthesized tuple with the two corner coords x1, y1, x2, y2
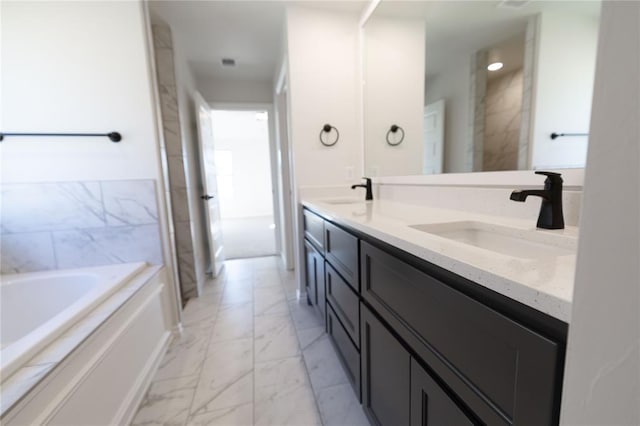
(0, 262, 147, 380)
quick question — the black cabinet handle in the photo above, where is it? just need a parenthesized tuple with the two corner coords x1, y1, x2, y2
(201, 195, 215, 200)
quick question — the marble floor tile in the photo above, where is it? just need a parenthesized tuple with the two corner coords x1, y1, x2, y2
(210, 303, 254, 342)
(187, 402, 253, 426)
(153, 323, 212, 382)
(289, 299, 324, 331)
(222, 260, 255, 282)
(191, 371, 254, 416)
(190, 338, 253, 414)
(133, 255, 370, 426)
(254, 313, 300, 363)
(296, 326, 325, 351)
(251, 256, 282, 271)
(254, 286, 288, 317)
(254, 357, 322, 426)
(221, 279, 254, 306)
(182, 296, 219, 326)
(316, 383, 369, 426)
(253, 270, 282, 288)
(303, 334, 350, 392)
(132, 375, 198, 426)
(200, 278, 226, 296)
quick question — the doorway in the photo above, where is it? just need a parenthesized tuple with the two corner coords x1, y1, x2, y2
(210, 109, 277, 259)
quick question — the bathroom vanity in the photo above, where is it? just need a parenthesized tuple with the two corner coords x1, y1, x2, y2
(302, 200, 575, 425)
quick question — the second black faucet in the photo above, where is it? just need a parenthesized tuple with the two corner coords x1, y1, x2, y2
(351, 177, 373, 201)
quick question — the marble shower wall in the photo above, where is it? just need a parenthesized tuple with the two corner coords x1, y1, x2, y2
(0, 180, 163, 274)
(152, 23, 199, 301)
(483, 68, 523, 171)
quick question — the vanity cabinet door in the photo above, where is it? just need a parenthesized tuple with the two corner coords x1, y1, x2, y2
(326, 262, 360, 347)
(361, 303, 410, 426)
(303, 209, 325, 252)
(410, 358, 476, 426)
(327, 304, 361, 399)
(304, 239, 324, 314)
(325, 221, 359, 290)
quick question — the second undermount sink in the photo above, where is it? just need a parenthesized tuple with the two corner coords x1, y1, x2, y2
(409, 221, 576, 259)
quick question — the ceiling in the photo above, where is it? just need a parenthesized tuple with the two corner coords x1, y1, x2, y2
(149, 1, 368, 84)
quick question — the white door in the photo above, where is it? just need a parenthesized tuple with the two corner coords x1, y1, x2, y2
(423, 99, 445, 174)
(194, 92, 225, 277)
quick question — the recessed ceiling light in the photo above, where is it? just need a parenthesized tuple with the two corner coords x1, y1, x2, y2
(487, 62, 504, 71)
(221, 58, 236, 66)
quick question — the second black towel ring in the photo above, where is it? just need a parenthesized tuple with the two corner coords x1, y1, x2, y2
(386, 124, 405, 146)
(319, 124, 339, 146)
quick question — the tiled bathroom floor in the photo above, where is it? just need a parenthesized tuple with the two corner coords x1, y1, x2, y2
(131, 256, 369, 426)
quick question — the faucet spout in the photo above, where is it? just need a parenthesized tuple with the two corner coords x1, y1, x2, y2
(510, 189, 549, 202)
(510, 171, 564, 229)
(351, 178, 373, 201)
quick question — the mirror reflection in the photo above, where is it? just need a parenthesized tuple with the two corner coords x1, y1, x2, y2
(362, 1, 601, 177)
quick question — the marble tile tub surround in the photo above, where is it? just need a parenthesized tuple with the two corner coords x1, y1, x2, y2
(303, 198, 578, 323)
(0, 180, 163, 274)
(132, 256, 369, 426)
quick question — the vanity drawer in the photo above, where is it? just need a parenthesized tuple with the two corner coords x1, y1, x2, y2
(325, 221, 359, 290)
(360, 241, 562, 425)
(303, 209, 325, 251)
(327, 304, 361, 399)
(326, 262, 360, 348)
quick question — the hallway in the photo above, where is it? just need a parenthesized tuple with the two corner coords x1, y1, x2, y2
(131, 257, 368, 425)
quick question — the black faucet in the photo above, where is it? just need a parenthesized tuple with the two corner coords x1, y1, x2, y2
(510, 171, 564, 229)
(351, 177, 373, 201)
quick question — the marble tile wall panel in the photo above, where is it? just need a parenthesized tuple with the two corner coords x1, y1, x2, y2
(0, 232, 56, 274)
(102, 180, 158, 226)
(0, 179, 163, 274)
(469, 50, 488, 172)
(53, 224, 163, 269)
(484, 69, 523, 171)
(518, 16, 537, 170)
(152, 22, 199, 303)
(0, 182, 104, 234)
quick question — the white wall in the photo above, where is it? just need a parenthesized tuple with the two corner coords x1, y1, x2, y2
(1, 1, 161, 183)
(211, 110, 274, 219)
(560, 2, 640, 424)
(363, 16, 425, 177)
(530, 7, 599, 169)
(197, 77, 274, 104)
(286, 6, 362, 188)
(425, 55, 472, 173)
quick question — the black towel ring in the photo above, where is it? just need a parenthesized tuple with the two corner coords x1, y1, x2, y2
(319, 124, 339, 147)
(386, 124, 405, 146)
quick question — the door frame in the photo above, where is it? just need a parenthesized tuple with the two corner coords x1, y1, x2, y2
(208, 101, 288, 263)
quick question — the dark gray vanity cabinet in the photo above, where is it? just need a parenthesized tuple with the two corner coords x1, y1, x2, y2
(302, 206, 567, 426)
(325, 221, 359, 290)
(303, 239, 324, 315)
(361, 304, 410, 426)
(410, 359, 475, 426)
(360, 240, 565, 425)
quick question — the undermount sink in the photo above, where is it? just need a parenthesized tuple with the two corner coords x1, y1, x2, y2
(409, 221, 576, 259)
(321, 198, 366, 205)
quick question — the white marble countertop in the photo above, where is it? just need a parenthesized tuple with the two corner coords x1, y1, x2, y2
(302, 198, 578, 323)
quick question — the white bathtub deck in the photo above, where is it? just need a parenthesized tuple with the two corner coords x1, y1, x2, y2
(0, 265, 163, 417)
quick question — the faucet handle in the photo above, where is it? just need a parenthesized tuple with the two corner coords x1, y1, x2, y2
(535, 170, 562, 179)
(535, 171, 563, 185)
